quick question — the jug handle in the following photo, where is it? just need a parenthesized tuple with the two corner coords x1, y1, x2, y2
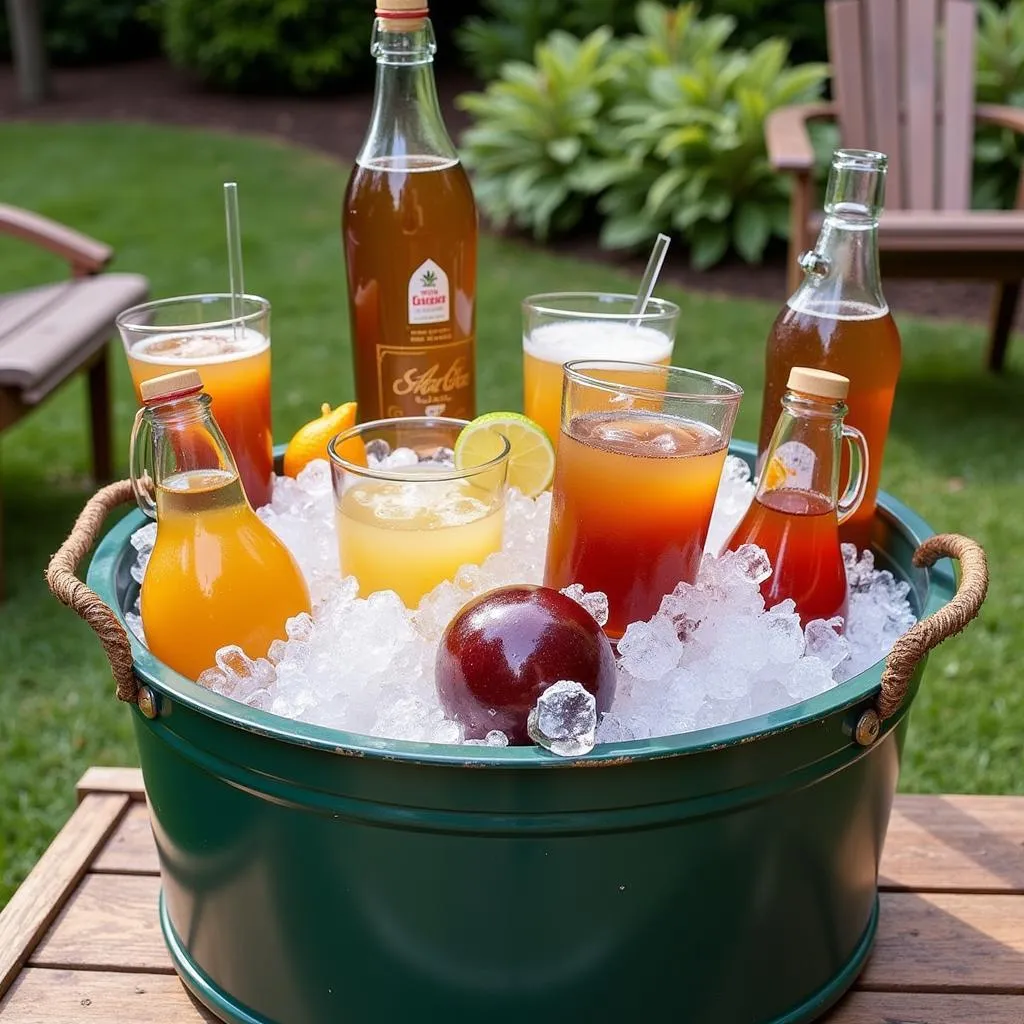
(45, 479, 138, 703)
(129, 408, 157, 520)
(837, 425, 869, 525)
(876, 534, 989, 721)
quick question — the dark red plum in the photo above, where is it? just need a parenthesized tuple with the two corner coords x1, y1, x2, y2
(436, 585, 616, 744)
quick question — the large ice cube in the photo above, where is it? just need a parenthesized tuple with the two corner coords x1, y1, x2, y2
(527, 681, 597, 757)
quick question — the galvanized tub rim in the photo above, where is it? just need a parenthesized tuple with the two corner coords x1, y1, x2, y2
(86, 442, 953, 768)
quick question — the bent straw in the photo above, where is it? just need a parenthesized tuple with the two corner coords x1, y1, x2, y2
(224, 182, 244, 339)
(630, 233, 671, 322)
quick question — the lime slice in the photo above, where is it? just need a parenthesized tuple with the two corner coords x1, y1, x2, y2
(455, 412, 555, 498)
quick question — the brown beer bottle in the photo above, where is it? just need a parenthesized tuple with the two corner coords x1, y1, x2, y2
(343, 0, 477, 422)
(757, 149, 901, 550)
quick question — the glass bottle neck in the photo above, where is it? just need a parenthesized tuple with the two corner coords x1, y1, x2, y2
(793, 216, 887, 316)
(758, 392, 846, 507)
(147, 393, 238, 486)
(356, 16, 458, 168)
(791, 149, 888, 317)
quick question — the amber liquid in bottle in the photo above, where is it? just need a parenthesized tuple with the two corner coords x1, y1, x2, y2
(344, 155, 477, 421)
(758, 150, 901, 550)
(343, 5, 477, 422)
(758, 303, 901, 549)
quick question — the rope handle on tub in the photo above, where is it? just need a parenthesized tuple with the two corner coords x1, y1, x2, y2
(45, 479, 138, 704)
(45, 484, 989, 715)
(876, 534, 989, 720)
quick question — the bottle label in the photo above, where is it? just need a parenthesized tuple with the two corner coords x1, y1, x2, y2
(408, 259, 450, 325)
(377, 337, 475, 418)
(765, 441, 817, 490)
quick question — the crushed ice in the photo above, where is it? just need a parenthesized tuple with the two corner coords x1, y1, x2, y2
(123, 454, 918, 751)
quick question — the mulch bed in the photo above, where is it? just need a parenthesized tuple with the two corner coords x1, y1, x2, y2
(0, 58, 1019, 335)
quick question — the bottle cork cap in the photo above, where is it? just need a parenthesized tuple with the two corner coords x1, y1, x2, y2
(376, 0, 428, 15)
(140, 369, 204, 403)
(786, 366, 849, 400)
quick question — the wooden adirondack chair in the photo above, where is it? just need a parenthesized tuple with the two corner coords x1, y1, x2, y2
(0, 203, 149, 598)
(766, 0, 1024, 371)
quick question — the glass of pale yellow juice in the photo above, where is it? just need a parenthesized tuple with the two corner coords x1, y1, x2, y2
(328, 417, 510, 608)
(521, 292, 680, 444)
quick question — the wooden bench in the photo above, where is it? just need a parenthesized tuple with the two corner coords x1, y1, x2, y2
(0, 203, 149, 598)
(0, 768, 1022, 1022)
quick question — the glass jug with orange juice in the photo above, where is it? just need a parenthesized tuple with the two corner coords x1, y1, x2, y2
(758, 149, 901, 549)
(130, 369, 311, 682)
(729, 367, 868, 627)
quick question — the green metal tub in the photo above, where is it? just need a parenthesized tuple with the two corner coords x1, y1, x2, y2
(47, 443, 988, 1024)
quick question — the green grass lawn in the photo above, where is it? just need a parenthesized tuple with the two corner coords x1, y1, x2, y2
(0, 122, 1021, 905)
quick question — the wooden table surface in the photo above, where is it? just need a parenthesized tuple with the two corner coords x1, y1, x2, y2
(0, 768, 1023, 1023)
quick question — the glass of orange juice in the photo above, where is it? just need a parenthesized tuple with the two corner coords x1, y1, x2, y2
(544, 361, 743, 639)
(116, 294, 273, 509)
(522, 292, 680, 444)
(328, 417, 510, 608)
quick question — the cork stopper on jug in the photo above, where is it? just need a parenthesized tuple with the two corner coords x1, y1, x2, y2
(140, 369, 204, 403)
(786, 366, 849, 401)
(376, 0, 429, 14)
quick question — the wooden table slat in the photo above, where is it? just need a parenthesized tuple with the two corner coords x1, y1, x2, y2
(0, 794, 129, 998)
(881, 795, 1024, 894)
(92, 804, 159, 875)
(0, 969, 217, 1023)
(828, 990, 1024, 1023)
(28, 875, 172, 974)
(77, 767, 147, 803)
(861, 891, 1024, 994)
(26, 874, 1024, 997)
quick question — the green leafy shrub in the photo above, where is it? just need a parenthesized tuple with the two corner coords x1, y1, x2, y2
(457, 28, 628, 239)
(158, 0, 370, 94)
(454, 0, 828, 82)
(458, 2, 829, 268)
(0, 0, 157, 65)
(973, 0, 1024, 209)
(455, 0, 636, 81)
(594, 3, 828, 266)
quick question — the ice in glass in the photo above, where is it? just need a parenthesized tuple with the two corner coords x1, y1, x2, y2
(329, 418, 509, 607)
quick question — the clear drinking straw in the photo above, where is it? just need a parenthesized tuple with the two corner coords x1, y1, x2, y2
(224, 182, 244, 340)
(630, 232, 671, 322)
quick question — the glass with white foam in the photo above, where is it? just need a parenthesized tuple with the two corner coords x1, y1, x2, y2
(116, 294, 273, 509)
(521, 292, 680, 443)
(328, 417, 510, 608)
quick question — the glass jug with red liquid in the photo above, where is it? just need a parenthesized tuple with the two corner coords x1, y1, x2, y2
(728, 367, 868, 628)
(757, 149, 901, 550)
(130, 369, 311, 682)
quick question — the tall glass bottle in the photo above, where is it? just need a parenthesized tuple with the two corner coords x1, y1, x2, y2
(758, 149, 901, 549)
(343, 0, 477, 423)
